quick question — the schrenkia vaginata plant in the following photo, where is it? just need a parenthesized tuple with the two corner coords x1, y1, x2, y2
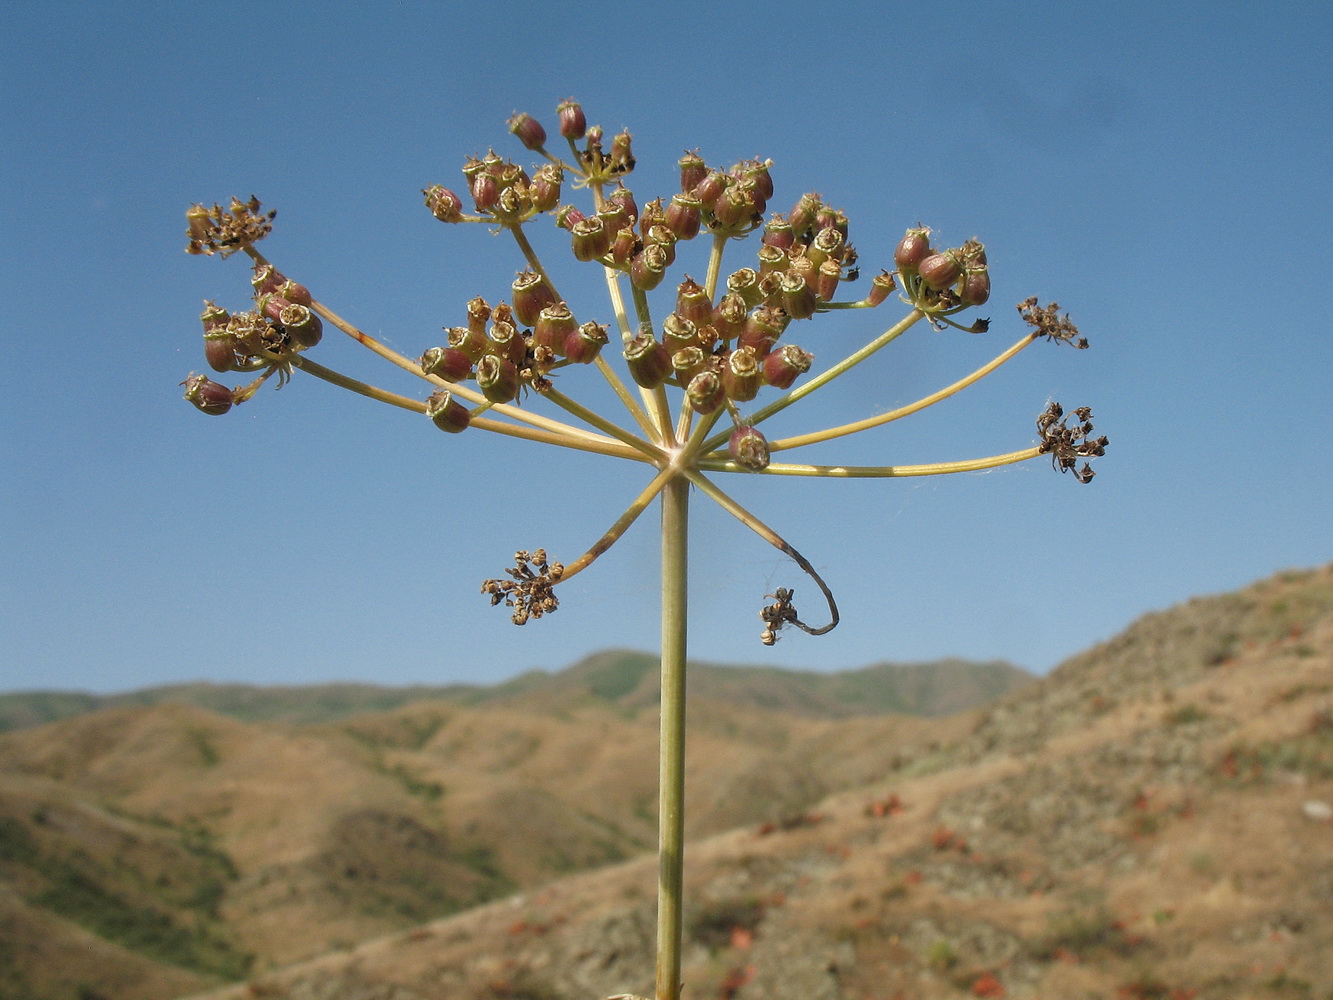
(182, 100, 1105, 1000)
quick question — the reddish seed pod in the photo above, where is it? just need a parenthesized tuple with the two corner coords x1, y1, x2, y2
(511, 271, 556, 327)
(918, 251, 963, 291)
(624, 334, 671, 388)
(419, 345, 474, 382)
(675, 276, 713, 326)
(182, 373, 234, 415)
(564, 321, 608, 364)
(663, 312, 700, 352)
(448, 324, 488, 362)
(728, 425, 770, 471)
(570, 217, 611, 262)
(894, 228, 932, 270)
(487, 320, 527, 368)
(763, 344, 813, 390)
(203, 330, 240, 372)
(557, 99, 586, 139)
(959, 266, 991, 306)
(762, 216, 796, 252)
(630, 244, 669, 291)
(279, 303, 323, 349)
(507, 112, 547, 151)
(425, 390, 470, 433)
(780, 273, 817, 320)
(712, 292, 748, 341)
(670, 346, 708, 383)
(722, 347, 761, 402)
(424, 185, 464, 223)
(693, 170, 728, 209)
(868, 270, 896, 306)
(534, 302, 578, 353)
(476, 355, 520, 403)
(530, 164, 563, 213)
(685, 370, 725, 414)
(678, 150, 707, 193)
(664, 193, 702, 240)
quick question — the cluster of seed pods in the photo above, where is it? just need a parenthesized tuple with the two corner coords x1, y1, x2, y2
(183, 254, 321, 415)
(418, 103, 912, 471)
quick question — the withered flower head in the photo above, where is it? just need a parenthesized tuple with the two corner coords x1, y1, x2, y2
(184, 196, 276, 257)
(1019, 297, 1088, 348)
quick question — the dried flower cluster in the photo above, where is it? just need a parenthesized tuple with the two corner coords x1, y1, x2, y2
(180, 99, 1105, 641)
(179, 99, 1106, 1000)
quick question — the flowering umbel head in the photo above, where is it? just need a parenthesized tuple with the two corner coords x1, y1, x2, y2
(181, 98, 1105, 641)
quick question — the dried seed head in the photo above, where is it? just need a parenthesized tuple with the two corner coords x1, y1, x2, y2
(507, 112, 547, 151)
(728, 425, 770, 471)
(1018, 297, 1087, 348)
(425, 389, 471, 433)
(424, 185, 464, 223)
(419, 345, 474, 382)
(557, 99, 586, 139)
(894, 227, 932, 271)
(624, 333, 671, 389)
(762, 344, 813, 390)
(182, 373, 234, 415)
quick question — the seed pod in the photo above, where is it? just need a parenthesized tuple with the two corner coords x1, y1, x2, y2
(630, 243, 669, 291)
(511, 271, 556, 326)
(816, 259, 842, 302)
(425, 390, 470, 433)
(571, 217, 611, 262)
(726, 267, 763, 308)
(678, 150, 707, 193)
(712, 292, 748, 341)
(624, 334, 671, 388)
(664, 193, 702, 240)
(762, 344, 813, 390)
(894, 227, 932, 271)
(762, 215, 795, 252)
(918, 251, 962, 291)
(685, 369, 725, 414)
(675, 276, 713, 326)
(476, 355, 520, 403)
(868, 270, 895, 306)
(182, 373, 233, 415)
(487, 320, 527, 367)
(533, 302, 577, 353)
(557, 99, 586, 139)
(693, 170, 728, 209)
(671, 346, 708, 383)
(564, 321, 608, 364)
(780, 273, 817, 320)
(757, 244, 787, 275)
(728, 425, 770, 471)
(466, 296, 491, 337)
(530, 163, 563, 213)
(507, 112, 547, 151)
(959, 266, 991, 306)
(424, 184, 464, 223)
(419, 345, 474, 382)
(278, 278, 312, 307)
(722, 346, 761, 402)
(663, 312, 700, 352)
(279, 303, 323, 349)
(447, 324, 488, 362)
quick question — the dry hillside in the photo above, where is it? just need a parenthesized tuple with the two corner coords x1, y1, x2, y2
(0, 658, 1014, 1000)
(170, 563, 1333, 1000)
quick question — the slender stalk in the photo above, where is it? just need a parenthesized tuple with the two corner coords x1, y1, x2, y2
(293, 357, 426, 413)
(698, 445, 1043, 477)
(539, 385, 668, 462)
(558, 466, 675, 582)
(656, 474, 689, 1000)
(769, 331, 1039, 452)
(699, 307, 927, 453)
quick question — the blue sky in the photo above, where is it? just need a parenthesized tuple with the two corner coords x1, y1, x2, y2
(2, 2, 1330, 694)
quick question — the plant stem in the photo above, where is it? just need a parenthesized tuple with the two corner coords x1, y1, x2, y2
(656, 473, 689, 1000)
(769, 331, 1039, 452)
(698, 445, 1043, 477)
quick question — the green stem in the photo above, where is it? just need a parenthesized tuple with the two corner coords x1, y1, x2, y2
(703, 231, 728, 300)
(656, 474, 688, 1000)
(699, 307, 927, 454)
(697, 446, 1043, 477)
(769, 331, 1040, 452)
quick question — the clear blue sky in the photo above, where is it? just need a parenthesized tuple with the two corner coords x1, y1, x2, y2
(3, 2, 1329, 694)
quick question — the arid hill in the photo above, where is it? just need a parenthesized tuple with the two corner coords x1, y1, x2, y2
(170, 563, 1332, 1000)
(0, 657, 1026, 1000)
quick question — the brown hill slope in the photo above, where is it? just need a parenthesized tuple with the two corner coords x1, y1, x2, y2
(0, 671, 979, 998)
(177, 563, 1333, 1000)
